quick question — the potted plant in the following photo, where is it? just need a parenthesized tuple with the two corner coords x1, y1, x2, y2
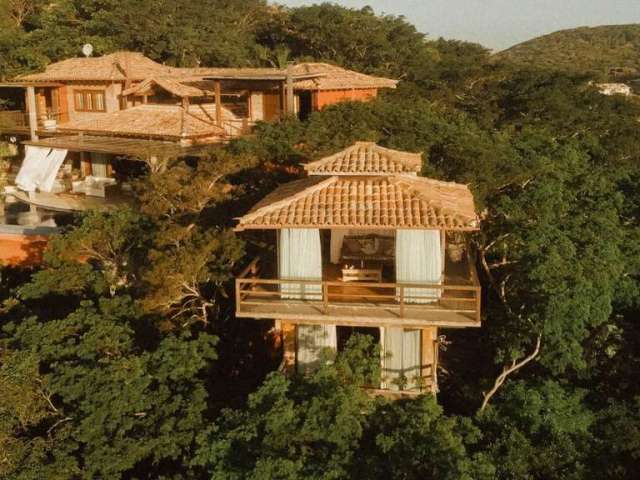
(42, 109, 58, 130)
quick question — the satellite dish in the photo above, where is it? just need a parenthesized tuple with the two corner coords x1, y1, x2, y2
(82, 43, 94, 57)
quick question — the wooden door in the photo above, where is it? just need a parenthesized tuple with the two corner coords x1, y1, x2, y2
(262, 92, 281, 121)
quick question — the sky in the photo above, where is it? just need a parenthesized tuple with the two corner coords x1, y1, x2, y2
(278, 0, 640, 51)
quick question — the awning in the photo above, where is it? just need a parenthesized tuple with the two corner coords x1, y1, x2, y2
(22, 135, 212, 158)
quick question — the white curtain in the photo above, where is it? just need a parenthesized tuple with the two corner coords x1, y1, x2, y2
(278, 228, 322, 299)
(396, 229, 443, 304)
(15, 146, 51, 192)
(297, 324, 337, 373)
(39, 149, 68, 192)
(381, 327, 421, 391)
(90, 152, 110, 178)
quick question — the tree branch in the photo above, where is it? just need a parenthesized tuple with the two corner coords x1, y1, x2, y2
(480, 334, 541, 412)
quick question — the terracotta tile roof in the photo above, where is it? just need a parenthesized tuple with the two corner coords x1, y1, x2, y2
(290, 63, 398, 90)
(236, 175, 478, 231)
(56, 104, 234, 141)
(304, 142, 422, 176)
(19, 52, 179, 82)
(18, 51, 397, 91)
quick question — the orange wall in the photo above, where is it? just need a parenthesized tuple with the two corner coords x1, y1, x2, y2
(313, 88, 379, 110)
(0, 234, 48, 266)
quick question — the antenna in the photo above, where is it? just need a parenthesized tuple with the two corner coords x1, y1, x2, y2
(82, 43, 94, 58)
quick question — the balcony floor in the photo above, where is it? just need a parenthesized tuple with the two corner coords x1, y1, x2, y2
(237, 259, 480, 329)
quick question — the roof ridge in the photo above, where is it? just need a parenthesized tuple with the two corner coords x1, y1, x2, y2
(304, 142, 422, 175)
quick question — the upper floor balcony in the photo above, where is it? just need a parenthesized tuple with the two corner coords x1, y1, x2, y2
(235, 232, 481, 329)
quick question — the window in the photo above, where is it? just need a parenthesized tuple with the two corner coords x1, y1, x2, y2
(74, 90, 106, 112)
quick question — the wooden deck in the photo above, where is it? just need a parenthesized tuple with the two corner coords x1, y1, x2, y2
(235, 258, 481, 328)
(12, 190, 130, 212)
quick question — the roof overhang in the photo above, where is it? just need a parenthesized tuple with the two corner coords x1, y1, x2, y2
(22, 135, 212, 158)
(0, 82, 63, 88)
(234, 175, 480, 232)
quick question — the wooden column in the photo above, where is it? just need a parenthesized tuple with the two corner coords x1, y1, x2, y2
(80, 151, 92, 177)
(281, 321, 297, 374)
(421, 327, 438, 394)
(25, 86, 38, 141)
(214, 80, 222, 128)
(285, 63, 295, 115)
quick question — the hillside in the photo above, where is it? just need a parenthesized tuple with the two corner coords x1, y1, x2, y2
(494, 24, 640, 78)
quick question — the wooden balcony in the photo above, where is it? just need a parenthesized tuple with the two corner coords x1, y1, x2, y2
(235, 257, 481, 329)
(0, 110, 65, 135)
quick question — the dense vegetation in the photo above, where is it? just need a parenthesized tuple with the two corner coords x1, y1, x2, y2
(1, 1, 640, 479)
(495, 24, 640, 79)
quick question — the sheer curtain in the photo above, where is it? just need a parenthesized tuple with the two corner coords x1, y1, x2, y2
(381, 327, 421, 391)
(297, 324, 337, 373)
(15, 146, 51, 192)
(39, 149, 68, 192)
(278, 228, 322, 299)
(90, 153, 110, 178)
(396, 229, 443, 304)
(277, 228, 336, 372)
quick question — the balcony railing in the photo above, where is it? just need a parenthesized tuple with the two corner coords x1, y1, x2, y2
(235, 258, 481, 328)
(0, 110, 29, 130)
(0, 110, 65, 132)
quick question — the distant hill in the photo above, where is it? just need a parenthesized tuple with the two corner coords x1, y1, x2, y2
(494, 24, 640, 79)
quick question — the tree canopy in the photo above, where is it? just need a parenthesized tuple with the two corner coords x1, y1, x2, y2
(2, 2, 640, 479)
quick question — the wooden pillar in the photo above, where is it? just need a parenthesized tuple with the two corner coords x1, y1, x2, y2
(285, 63, 295, 115)
(281, 321, 297, 374)
(180, 97, 189, 138)
(25, 86, 38, 141)
(214, 80, 222, 128)
(421, 327, 438, 394)
(80, 151, 92, 177)
(279, 82, 286, 118)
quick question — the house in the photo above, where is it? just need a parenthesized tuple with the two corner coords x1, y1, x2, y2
(234, 142, 481, 395)
(0, 52, 397, 266)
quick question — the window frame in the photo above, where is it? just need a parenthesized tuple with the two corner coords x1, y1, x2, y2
(74, 90, 107, 112)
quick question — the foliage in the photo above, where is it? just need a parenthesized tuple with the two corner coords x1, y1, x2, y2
(494, 24, 640, 79)
(1, 3, 640, 479)
(196, 337, 493, 480)
(478, 380, 594, 479)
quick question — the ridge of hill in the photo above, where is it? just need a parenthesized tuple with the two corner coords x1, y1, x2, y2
(494, 24, 640, 79)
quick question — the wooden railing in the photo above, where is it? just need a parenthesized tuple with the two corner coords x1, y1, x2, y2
(0, 110, 64, 130)
(0, 110, 29, 129)
(222, 118, 255, 138)
(235, 263, 481, 327)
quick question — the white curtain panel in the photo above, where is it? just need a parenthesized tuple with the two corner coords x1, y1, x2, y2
(15, 146, 52, 192)
(39, 149, 68, 192)
(278, 228, 322, 300)
(381, 327, 421, 391)
(297, 324, 337, 373)
(90, 152, 110, 178)
(396, 229, 443, 304)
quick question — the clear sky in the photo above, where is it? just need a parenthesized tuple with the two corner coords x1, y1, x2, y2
(278, 0, 640, 51)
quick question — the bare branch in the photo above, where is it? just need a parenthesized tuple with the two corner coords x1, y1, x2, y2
(480, 334, 541, 412)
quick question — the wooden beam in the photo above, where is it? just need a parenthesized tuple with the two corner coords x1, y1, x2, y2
(25, 86, 38, 141)
(286, 63, 295, 115)
(215, 80, 222, 127)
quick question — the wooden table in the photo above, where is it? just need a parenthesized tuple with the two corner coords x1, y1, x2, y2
(341, 265, 383, 283)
